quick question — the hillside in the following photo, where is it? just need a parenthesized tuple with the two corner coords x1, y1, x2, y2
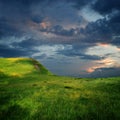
(0, 58, 52, 77)
(0, 58, 120, 120)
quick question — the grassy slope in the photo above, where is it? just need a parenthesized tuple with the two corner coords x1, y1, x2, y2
(0, 58, 120, 120)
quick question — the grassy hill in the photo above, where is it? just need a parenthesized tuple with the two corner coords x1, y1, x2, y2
(0, 58, 52, 77)
(0, 58, 120, 120)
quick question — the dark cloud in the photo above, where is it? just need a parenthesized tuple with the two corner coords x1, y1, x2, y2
(57, 44, 104, 60)
(89, 67, 120, 78)
(71, 0, 93, 9)
(112, 36, 120, 47)
(0, 44, 28, 57)
(34, 54, 47, 59)
(0, 0, 30, 19)
(0, 18, 23, 38)
(92, 0, 120, 15)
(12, 38, 41, 48)
(31, 16, 43, 24)
(0, 0, 120, 77)
(40, 25, 76, 36)
(90, 0, 120, 47)
(0, 0, 119, 46)
(108, 11, 120, 35)
(0, 0, 88, 38)
(11, 37, 55, 49)
(76, 15, 120, 46)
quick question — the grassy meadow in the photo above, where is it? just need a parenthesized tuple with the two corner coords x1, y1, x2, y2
(0, 58, 120, 120)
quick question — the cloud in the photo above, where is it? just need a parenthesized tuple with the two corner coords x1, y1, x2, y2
(86, 43, 120, 57)
(0, 0, 119, 45)
(0, 0, 120, 77)
(92, 0, 120, 15)
(57, 43, 105, 60)
(0, 0, 88, 38)
(69, 0, 94, 9)
(40, 25, 77, 36)
(12, 38, 43, 48)
(31, 16, 43, 24)
(86, 57, 120, 73)
(85, 56, 120, 77)
(0, 44, 29, 57)
(88, 67, 120, 78)
(0, 0, 119, 53)
(85, 0, 120, 47)
(0, 18, 22, 38)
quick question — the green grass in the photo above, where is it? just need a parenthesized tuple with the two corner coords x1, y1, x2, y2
(0, 58, 120, 120)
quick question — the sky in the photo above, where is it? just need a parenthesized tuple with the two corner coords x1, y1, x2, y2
(0, 0, 120, 77)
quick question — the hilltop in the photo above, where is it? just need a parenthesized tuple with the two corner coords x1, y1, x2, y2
(0, 58, 52, 77)
(0, 58, 120, 120)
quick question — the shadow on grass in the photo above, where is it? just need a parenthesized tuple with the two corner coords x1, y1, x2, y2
(0, 104, 30, 120)
(0, 71, 8, 79)
(0, 94, 11, 106)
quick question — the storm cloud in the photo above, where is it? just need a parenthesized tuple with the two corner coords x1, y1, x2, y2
(0, 0, 120, 77)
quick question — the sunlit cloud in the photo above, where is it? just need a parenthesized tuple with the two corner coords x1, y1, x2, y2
(80, 5, 104, 22)
(86, 58, 120, 73)
(32, 44, 65, 58)
(117, 47, 120, 51)
(87, 43, 119, 55)
(96, 43, 109, 47)
(40, 21, 51, 29)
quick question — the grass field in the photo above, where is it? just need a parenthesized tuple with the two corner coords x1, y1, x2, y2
(0, 58, 120, 120)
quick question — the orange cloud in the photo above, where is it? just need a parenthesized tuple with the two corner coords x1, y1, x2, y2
(27, 19, 51, 31)
(86, 68, 95, 73)
(40, 21, 51, 29)
(117, 47, 120, 51)
(96, 42, 109, 47)
(86, 58, 117, 73)
(98, 58, 115, 66)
